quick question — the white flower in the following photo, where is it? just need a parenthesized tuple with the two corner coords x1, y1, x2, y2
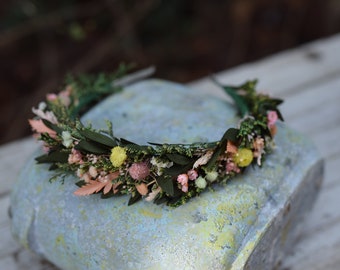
(205, 171, 218, 182)
(38, 101, 47, 111)
(62, 131, 73, 148)
(145, 187, 161, 202)
(195, 176, 207, 189)
(32, 105, 58, 124)
(150, 156, 173, 175)
(88, 166, 98, 178)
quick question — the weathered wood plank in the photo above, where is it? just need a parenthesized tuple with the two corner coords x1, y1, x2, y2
(1, 34, 340, 269)
(0, 256, 17, 270)
(282, 211, 340, 270)
(190, 34, 340, 96)
(322, 156, 339, 189)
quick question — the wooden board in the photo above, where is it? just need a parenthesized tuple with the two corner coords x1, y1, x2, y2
(1, 33, 340, 269)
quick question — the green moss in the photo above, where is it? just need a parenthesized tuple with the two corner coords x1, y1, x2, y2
(55, 234, 66, 247)
(138, 208, 163, 219)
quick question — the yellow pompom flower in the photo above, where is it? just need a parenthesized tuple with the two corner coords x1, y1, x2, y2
(110, 146, 127, 167)
(234, 148, 253, 167)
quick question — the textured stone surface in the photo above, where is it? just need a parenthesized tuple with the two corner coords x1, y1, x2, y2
(10, 79, 323, 270)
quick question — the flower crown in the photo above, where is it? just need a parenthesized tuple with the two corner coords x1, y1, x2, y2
(29, 67, 283, 207)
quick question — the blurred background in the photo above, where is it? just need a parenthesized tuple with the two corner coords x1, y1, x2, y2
(1, 0, 340, 146)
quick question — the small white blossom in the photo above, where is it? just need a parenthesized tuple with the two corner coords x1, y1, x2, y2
(38, 101, 47, 111)
(62, 131, 73, 148)
(195, 176, 207, 189)
(145, 187, 161, 202)
(32, 106, 58, 124)
(205, 171, 218, 182)
(88, 166, 98, 178)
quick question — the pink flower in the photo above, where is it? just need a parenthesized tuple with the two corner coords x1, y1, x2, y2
(46, 93, 58, 101)
(226, 159, 240, 174)
(58, 86, 72, 107)
(181, 184, 188, 193)
(177, 174, 189, 192)
(28, 119, 57, 138)
(46, 86, 72, 107)
(187, 169, 198, 180)
(68, 149, 83, 164)
(267, 111, 278, 127)
(129, 162, 150, 180)
(177, 174, 188, 185)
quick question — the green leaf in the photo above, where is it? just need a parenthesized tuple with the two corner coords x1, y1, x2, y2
(204, 128, 234, 171)
(276, 109, 284, 121)
(163, 163, 192, 177)
(153, 195, 168, 205)
(78, 129, 117, 147)
(75, 180, 86, 187)
(222, 128, 239, 143)
(212, 77, 249, 117)
(166, 153, 192, 165)
(35, 151, 69, 163)
(157, 175, 175, 196)
(119, 138, 137, 145)
(42, 119, 63, 134)
(74, 140, 108, 154)
(128, 193, 142, 206)
(222, 86, 249, 117)
(101, 192, 115, 199)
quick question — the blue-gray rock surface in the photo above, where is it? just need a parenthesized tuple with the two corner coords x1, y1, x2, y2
(10, 79, 323, 270)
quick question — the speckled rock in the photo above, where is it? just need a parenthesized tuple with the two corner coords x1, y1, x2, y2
(10, 79, 323, 270)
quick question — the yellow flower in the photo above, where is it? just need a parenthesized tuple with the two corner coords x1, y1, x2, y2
(110, 146, 127, 167)
(234, 148, 253, 167)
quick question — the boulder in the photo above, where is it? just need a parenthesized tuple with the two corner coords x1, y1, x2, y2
(10, 79, 323, 270)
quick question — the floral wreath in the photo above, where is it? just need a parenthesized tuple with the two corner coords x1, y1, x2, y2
(29, 66, 283, 207)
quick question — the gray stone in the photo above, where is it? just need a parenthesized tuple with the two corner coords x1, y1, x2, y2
(10, 79, 323, 270)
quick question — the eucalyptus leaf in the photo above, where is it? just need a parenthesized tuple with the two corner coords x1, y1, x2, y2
(166, 153, 192, 165)
(275, 109, 284, 121)
(153, 195, 168, 205)
(128, 193, 142, 206)
(74, 140, 109, 154)
(167, 195, 184, 206)
(157, 175, 175, 196)
(204, 128, 233, 171)
(222, 86, 249, 117)
(101, 192, 115, 199)
(42, 119, 63, 134)
(163, 163, 192, 177)
(222, 128, 239, 142)
(78, 129, 117, 147)
(119, 138, 138, 145)
(35, 151, 69, 164)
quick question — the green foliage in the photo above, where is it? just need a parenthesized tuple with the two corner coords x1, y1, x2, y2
(74, 140, 109, 154)
(29, 69, 284, 208)
(157, 175, 175, 196)
(128, 193, 142, 206)
(36, 151, 69, 164)
(65, 64, 131, 117)
(78, 129, 117, 147)
(165, 153, 193, 165)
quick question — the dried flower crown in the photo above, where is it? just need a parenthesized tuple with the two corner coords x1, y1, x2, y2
(29, 66, 284, 207)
